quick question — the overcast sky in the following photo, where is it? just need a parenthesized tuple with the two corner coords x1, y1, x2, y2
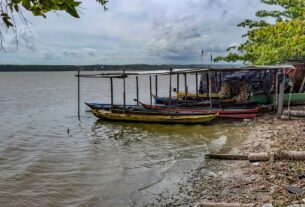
(1, 0, 272, 65)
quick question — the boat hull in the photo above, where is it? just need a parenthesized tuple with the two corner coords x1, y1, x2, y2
(176, 92, 220, 99)
(139, 102, 259, 115)
(91, 109, 218, 124)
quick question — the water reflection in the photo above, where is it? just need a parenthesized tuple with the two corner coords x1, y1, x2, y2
(0, 72, 253, 207)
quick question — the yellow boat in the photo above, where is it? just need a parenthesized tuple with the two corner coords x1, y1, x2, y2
(91, 109, 218, 124)
(176, 92, 220, 98)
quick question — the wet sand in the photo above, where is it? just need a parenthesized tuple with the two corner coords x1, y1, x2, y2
(150, 112, 305, 206)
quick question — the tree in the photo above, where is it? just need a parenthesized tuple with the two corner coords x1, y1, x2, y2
(0, 0, 108, 50)
(215, 0, 305, 65)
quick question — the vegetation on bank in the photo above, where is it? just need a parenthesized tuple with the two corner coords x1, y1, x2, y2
(216, 0, 305, 65)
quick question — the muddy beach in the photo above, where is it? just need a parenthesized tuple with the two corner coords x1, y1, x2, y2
(150, 112, 305, 206)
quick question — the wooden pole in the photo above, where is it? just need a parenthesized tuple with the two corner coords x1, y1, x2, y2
(155, 75, 158, 96)
(77, 69, 80, 121)
(195, 73, 198, 98)
(136, 76, 139, 106)
(200, 202, 255, 207)
(206, 73, 209, 98)
(110, 77, 114, 110)
(299, 75, 305, 93)
(123, 69, 126, 113)
(149, 75, 152, 105)
(274, 69, 279, 109)
(169, 68, 172, 111)
(208, 72, 212, 111)
(176, 74, 180, 92)
(184, 73, 187, 106)
(263, 70, 267, 93)
(277, 72, 285, 118)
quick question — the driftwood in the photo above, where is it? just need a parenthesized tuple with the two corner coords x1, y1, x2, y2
(206, 151, 305, 162)
(283, 110, 305, 117)
(205, 154, 248, 160)
(280, 115, 303, 120)
(199, 202, 255, 207)
(274, 151, 305, 161)
(248, 153, 270, 162)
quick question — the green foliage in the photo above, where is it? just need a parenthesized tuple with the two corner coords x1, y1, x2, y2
(215, 0, 305, 65)
(1, 0, 108, 28)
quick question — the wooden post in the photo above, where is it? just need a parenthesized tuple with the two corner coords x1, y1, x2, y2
(184, 73, 187, 105)
(123, 70, 126, 113)
(77, 69, 80, 121)
(208, 72, 212, 111)
(195, 73, 199, 98)
(136, 76, 139, 106)
(206, 73, 209, 98)
(149, 75, 152, 105)
(155, 75, 158, 96)
(263, 70, 267, 93)
(274, 69, 279, 109)
(110, 77, 114, 110)
(169, 68, 172, 111)
(176, 74, 180, 92)
(277, 72, 285, 118)
(299, 75, 305, 93)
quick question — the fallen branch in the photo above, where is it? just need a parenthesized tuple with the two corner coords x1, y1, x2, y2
(206, 151, 305, 162)
(199, 202, 255, 207)
(280, 115, 303, 120)
(283, 110, 305, 117)
(205, 154, 248, 160)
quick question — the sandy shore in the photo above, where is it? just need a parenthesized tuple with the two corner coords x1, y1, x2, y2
(152, 112, 305, 206)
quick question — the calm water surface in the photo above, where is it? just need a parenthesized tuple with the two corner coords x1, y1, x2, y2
(0, 72, 252, 207)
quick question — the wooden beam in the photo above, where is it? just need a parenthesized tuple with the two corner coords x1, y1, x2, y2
(299, 75, 305, 93)
(123, 69, 126, 113)
(274, 69, 279, 109)
(184, 73, 187, 106)
(136, 76, 139, 106)
(277, 74, 285, 118)
(169, 68, 173, 111)
(155, 75, 158, 96)
(149, 75, 152, 105)
(176, 74, 179, 92)
(206, 73, 209, 98)
(110, 77, 114, 109)
(195, 73, 198, 98)
(77, 69, 80, 121)
(208, 72, 212, 110)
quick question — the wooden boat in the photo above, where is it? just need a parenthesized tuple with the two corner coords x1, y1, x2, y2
(139, 102, 259, 114)
(91, 109, 218, 124)
(218, 113, 257, 119)
(85, 102, 141, 110)
(152, 95, 258, 108)
(176, 92, 220, 99)
(250, 93, 305, 105)
(86, 102, 257, 119)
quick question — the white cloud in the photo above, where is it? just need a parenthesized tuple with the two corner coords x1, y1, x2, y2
(0, 0, 275, 65)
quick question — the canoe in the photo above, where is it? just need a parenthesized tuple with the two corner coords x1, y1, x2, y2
(218, 113, 257, 119)
(85, 102, 142, 110)
(176, 92, 220, 99)
(152, 96, 258, 108)
(91, 109, 218, 124)
(249, 93, 305, 105)
(139, 102, 259, 114)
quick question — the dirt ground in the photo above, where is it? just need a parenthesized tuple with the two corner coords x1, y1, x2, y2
(152, 112, 305, 206)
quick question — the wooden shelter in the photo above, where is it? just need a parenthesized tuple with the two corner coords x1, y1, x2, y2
(76, 65, 295, 120)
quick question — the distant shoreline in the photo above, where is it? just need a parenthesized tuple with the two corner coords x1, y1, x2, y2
(0, 64, 242, 72)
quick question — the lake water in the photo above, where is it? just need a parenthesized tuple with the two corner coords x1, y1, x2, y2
(0, 72, 252, 207)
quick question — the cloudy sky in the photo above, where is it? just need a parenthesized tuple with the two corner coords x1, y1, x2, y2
(1, 0, 272, 65)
